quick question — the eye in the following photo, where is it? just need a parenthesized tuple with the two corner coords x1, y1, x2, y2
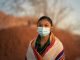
(38, 24, 42, 27)
(45, 24, 49, 27)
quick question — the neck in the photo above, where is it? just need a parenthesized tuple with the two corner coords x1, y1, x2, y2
(41, 35, 49, 41)
(39, 34, 50, 47)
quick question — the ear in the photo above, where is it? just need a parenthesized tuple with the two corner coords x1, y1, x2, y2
(50, 26, 54, 32)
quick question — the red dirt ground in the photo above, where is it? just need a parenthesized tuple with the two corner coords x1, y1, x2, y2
(0, 11, 80, 60)
(0, 26, 80, 60)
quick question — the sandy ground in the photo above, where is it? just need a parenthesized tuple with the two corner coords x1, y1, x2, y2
(0, 26, 80, 60)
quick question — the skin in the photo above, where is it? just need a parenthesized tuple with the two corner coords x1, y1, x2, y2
(37, 19, 53, 47)
(32, 19, 53, 49)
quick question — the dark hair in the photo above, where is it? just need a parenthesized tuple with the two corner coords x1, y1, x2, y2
(37, 16, 53, 26)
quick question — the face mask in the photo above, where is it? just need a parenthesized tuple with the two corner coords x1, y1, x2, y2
(37, 27, 50, 36)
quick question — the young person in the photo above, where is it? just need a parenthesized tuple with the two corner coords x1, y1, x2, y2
(26, 16, 65, 60)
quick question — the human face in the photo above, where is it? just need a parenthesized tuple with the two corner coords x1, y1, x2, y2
(37, 19, 52, 36)
(37, 19, 52, 28)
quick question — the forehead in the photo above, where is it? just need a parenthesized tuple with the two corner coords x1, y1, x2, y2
(38, 19, 50, 24)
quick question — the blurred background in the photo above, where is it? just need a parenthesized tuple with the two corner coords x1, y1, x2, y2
(0, 0, 80, 60)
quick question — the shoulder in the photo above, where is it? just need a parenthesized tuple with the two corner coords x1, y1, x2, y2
(55, 37, 62, 44)
(29, 37, 37, 48)
(54, 36, 64, 48)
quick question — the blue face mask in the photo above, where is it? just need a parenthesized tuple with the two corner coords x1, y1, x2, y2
(37, 27, 50, 36)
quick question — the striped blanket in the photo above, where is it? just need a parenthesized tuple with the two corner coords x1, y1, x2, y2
(26, 33, 65, 60)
